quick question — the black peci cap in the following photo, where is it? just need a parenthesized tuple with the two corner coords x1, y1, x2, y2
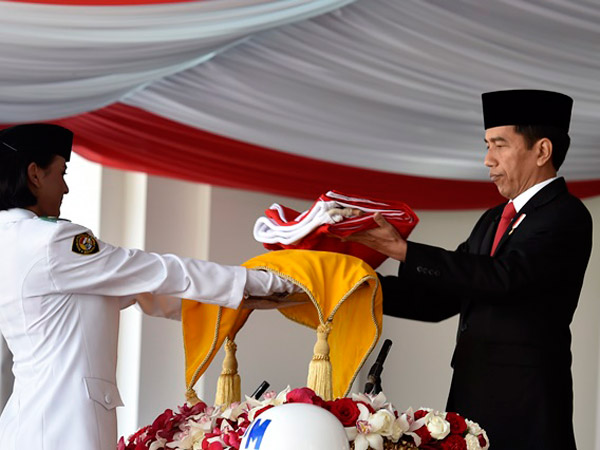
(482, 90, 573, 132)
(0, 123, 73, 161)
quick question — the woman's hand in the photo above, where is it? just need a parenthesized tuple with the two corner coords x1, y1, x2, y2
(241, 292, 309, 310)
(242, 270, 307, 309)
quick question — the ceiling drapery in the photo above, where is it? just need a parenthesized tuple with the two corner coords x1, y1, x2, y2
(1, 0, 599, 209)
(0, 0, 354, 120)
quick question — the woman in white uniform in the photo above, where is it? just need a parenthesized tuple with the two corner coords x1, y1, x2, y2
(0, 123, 296, 450)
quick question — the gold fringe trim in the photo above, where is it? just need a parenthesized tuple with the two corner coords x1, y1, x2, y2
(184, 307, 222, 404)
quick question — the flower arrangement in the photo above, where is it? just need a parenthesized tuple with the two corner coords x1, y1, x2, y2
(118, 387, 489, 450)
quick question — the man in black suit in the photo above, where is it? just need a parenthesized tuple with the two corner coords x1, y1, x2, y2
(350, 90, 592, 449)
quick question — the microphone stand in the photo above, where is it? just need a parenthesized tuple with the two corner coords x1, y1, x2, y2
(364, 339, 392, 395)
(251, 380, 270, 399)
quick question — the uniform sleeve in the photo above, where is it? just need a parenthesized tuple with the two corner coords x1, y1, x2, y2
(26, 221, 247, 309)
(129, 293, 183, 320)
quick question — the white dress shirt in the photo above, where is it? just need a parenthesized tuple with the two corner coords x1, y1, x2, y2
(511, 177, 558, 213)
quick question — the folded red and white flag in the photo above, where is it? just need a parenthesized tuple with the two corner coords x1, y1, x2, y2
(253, 190, 419, 268)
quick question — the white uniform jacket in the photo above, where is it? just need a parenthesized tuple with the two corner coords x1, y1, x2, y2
(0, 208, 247, 450)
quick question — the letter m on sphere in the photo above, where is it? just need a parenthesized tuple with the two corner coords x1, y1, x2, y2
(243, 419, 271, 449)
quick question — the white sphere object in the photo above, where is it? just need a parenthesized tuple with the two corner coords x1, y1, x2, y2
(240, 402, 350, 450)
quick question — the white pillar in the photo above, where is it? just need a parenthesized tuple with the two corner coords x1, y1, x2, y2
(99, 168, 148, 440)
(136, 175, 212, 427)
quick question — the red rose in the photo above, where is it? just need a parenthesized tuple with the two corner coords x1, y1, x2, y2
(202, 430, 226, 450)
(414, 426, 432, 445)
(117, 437, 127, 450)
(152, 408, 180, 440)
(179, 401, 207, 418)
(414, 409, 429, 420)
(224, 430, 243, 447)
(125, 425, 150, 446)
(286, 387, 325, 407)
(445, 412, 467, 435)
(439, 434, 467, 450)
(237, 416, 251, 429)
(151, 408, 174, 430)
(327, 398, 361, 427)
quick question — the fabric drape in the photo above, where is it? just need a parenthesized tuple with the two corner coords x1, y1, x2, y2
(2, 0, 600, 209)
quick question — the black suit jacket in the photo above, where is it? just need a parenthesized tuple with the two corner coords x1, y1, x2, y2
(380, 178, 592, 450)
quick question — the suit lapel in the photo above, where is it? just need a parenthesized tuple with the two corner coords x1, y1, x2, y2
(493, 210, 521, 256)
(493, 178, 567, 255)
(480, 210, 501, 255)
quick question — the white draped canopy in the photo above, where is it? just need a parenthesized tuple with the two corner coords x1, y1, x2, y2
(1, 0, 599, 206)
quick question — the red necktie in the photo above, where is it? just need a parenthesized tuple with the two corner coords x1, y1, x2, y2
(490, 202, 516, 256)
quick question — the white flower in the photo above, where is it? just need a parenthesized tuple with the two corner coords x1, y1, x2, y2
(167, 413, 216, 450)
(351, 391, 390, 411)
(149, 437, 167, 450)
(170, 429, 205, 449)
(390, 413, 411, 442)
(424, 411, 451, 440)
(465, 420, 489, 449)
(480, 431, 490, 449)
(245, 386, 291, 422)
(245, 386, 290, 407)
(466, 419, 483, 435)
(354, 431, 383, 450)
(369, 409, 396, 436)
(167, 432, 194, 450)
(466, 433, 483, 450)
(220, 402, 245, 421)
(346, 403, 384, 450)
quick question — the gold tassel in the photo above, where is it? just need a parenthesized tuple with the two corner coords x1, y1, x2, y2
(215, 338, 241, 406)
(185, 387, 201, 406)
(307, 323, 333, 401)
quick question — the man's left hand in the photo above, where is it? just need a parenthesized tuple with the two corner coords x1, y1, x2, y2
(344, 212, 408, 261)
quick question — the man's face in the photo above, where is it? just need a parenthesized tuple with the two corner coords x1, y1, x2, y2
(484, 126, 541, 200)
(35, 155, 69, 217)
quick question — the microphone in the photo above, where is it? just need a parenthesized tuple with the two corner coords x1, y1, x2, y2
(364, 339, 392, 395)
(251, 381, 270, 399)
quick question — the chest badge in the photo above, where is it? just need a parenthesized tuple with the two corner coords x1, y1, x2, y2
(508, 213, 526, 236)
(72, 233, 100, 255)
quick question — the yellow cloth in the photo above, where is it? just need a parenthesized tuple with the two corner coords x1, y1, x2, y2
(182, 249, 383, 399)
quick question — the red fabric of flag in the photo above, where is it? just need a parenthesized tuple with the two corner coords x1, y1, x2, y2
(254, 190, 419, 269)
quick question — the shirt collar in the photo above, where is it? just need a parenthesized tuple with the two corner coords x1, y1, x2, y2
(0, 208, 38, 224)
(511, 176, 559, 213)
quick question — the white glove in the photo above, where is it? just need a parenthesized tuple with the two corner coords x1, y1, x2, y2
(244, 269, 302, 297)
